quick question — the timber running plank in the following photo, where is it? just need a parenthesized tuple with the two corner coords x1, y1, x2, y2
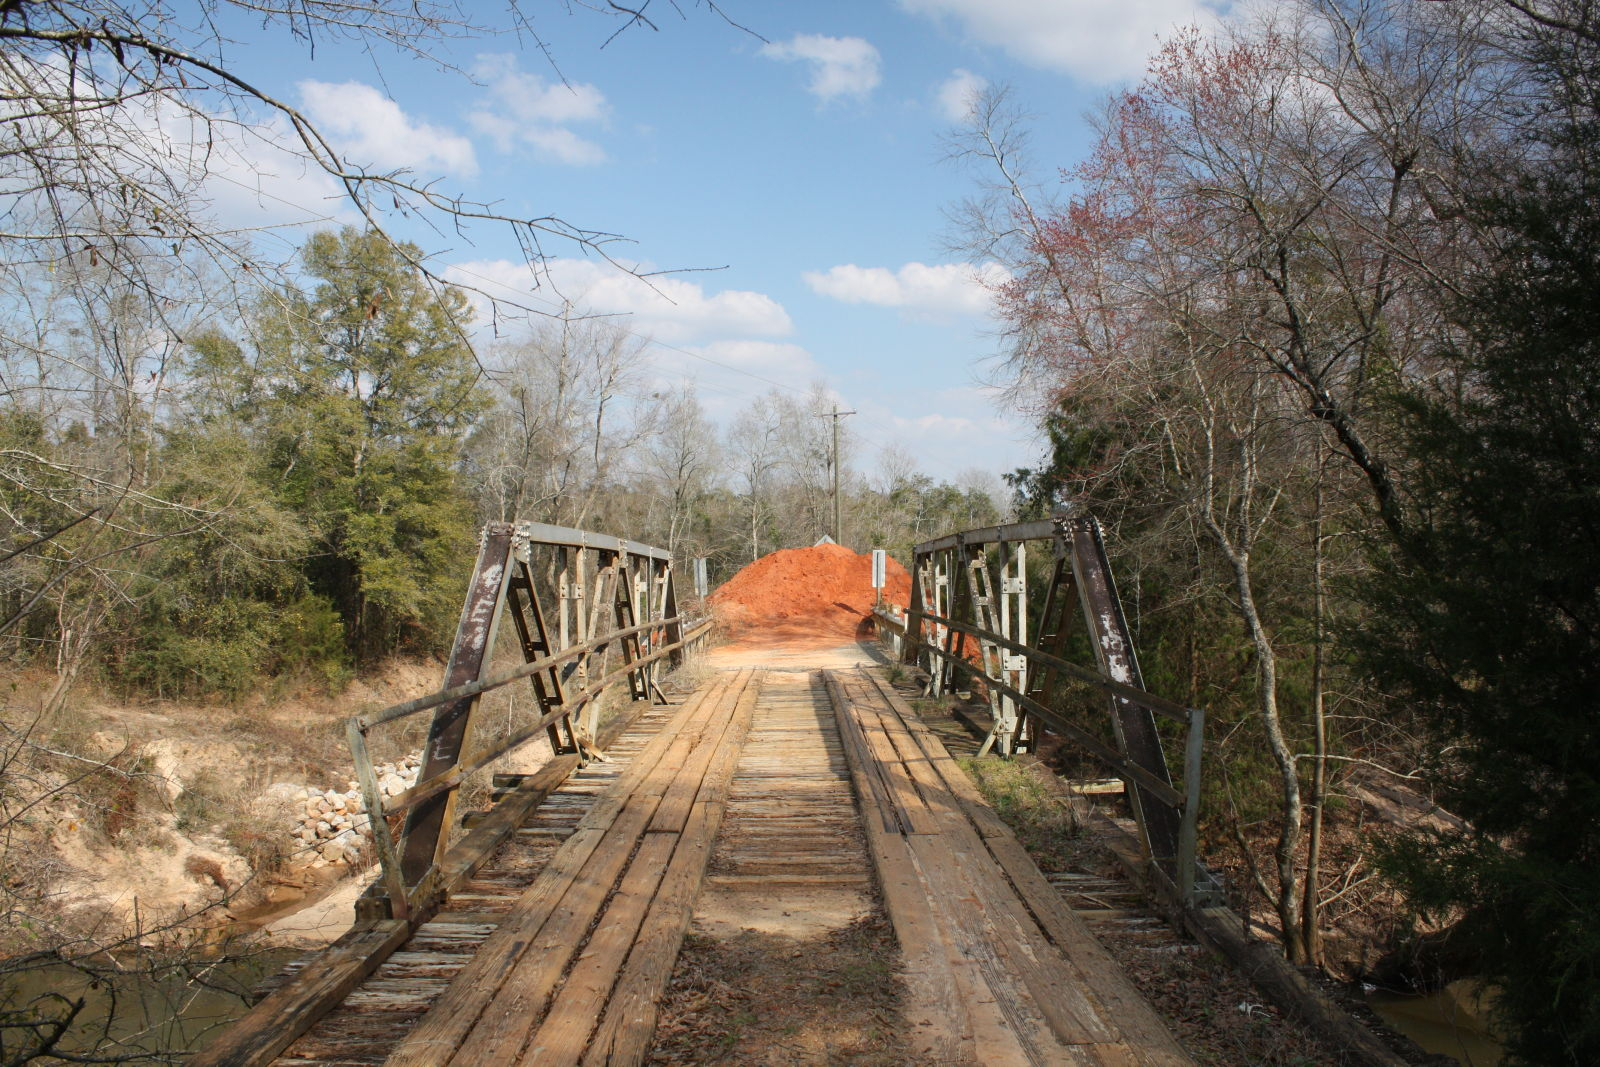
(825, 669, 1195, 1067)
(382, 669, 762, 1067)
(265, 698, 682, 1067)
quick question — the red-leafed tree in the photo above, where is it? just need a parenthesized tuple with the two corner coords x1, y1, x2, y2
(955, 1, 1500, 964)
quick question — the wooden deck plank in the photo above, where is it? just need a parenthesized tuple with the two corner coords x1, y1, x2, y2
(854, 672, 1192, 1065)
(821, 672, 974, 1064)
(442, 793, 664, 1065)
(519, 831, 679, 1064)
(844, 679, 1114, 1049)
(826, 669, 1195, 1067)
(192, 922, 411, 1067)
(577, 671, 762, 1067)
(381, 676, 743, 1067)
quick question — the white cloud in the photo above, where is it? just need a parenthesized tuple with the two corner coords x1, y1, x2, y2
(803, 261, 1010, 316)
(937, 68, 987, 121)
(656, 340, 822, 396)
(298, 80, 477, 177)
(853, 389, 1036, 482)
(760, 34, 882, 102)
(899, 0, 1223, 84)
(8, 56, 355, 240)
(519, 127, 607, 167)
(468, 54, 608, 165)
(446, 258, 794, 344)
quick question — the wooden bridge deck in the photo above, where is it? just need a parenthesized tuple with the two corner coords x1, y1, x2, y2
(230, 665, 1192, 1066)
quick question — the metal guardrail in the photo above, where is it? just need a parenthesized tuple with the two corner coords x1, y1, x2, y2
(349, 616, 711, 918)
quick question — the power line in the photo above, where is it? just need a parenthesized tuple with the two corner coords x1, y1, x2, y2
(815, 406, 855, 543)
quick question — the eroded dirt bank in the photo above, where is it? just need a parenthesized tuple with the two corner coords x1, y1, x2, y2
(0, 658, 445, 950)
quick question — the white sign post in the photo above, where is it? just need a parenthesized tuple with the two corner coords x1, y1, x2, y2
(870, 549, 886, 606)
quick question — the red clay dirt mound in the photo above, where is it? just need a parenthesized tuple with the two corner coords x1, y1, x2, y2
(710, 543, 911, 650)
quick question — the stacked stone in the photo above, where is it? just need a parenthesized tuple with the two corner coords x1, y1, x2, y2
(281, 753, 422, 867)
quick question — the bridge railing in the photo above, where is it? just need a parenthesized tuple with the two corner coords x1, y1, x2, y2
(876, 512, 1211, 905)
(346, 521, 711, 920)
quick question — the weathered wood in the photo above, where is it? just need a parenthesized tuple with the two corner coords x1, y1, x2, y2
(385, 671, 757, 1067)
(848, 679, 1112, 1049)
(860, 670, 1191, 1063)
(579, 674, 763, 1067)
(191, 922, 410, 1067)
(520, 832, 678, 1064)
(827, 669, 1196, 1067)
(432, 793, 662, 1067)
(821, 672, 973, 1064)
(381, 680, 738, 1067)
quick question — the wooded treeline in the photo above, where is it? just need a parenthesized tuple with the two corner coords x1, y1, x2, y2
(0, 225, 1001, 706)
(960, 1, 1600, 1061)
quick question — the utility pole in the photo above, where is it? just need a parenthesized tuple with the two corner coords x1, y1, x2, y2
(815, 406, 854, 545)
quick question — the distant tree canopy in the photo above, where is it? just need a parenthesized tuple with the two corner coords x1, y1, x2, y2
(240, 227, 486, 662)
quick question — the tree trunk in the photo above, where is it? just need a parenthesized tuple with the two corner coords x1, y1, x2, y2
(1302, 463, 1328, 967)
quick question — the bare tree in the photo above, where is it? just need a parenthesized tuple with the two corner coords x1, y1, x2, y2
(468, 314, 651, 530)
(725, 391, 784, 561)
(950, 0, 1511, 963)
(637, 383, 718, 559)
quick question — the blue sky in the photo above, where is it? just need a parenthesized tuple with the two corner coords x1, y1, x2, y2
(199, 0, 1223, 483)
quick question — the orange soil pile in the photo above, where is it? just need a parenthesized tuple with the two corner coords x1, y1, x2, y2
(710, 543, 911, 649)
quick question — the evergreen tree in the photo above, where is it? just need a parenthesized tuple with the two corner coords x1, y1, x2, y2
(243, 228, 486, 661)
(1359, 22, 1600, 1062)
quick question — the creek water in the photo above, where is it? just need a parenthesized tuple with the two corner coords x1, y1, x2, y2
(0, 947, 298, 1060)
(1369, 980, 1504, 1066)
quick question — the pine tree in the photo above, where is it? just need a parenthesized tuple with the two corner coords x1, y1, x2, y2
(245, 228, 487, 661)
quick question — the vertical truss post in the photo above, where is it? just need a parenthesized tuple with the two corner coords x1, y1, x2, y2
(931, 550, 957, 696)
(660, 560, 684, 673)
(994, 539, 1029, 754)
(571, 546, 589, 694)
(1025, 539, 1078, 754)
(582, 550, 619, 739)
(504, 540, 575, 757)
(966, 540, 1010, 756)
(905, 553, 929, 668)
(556, 545, 572, 653)
(1068, 515, 1182, 875)
(399, 523, 515, 886)
(613, 557, 648, 703)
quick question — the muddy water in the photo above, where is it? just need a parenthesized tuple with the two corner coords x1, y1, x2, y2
(1369, 980, 1504, 1066)
(1, 948, 298, 1059)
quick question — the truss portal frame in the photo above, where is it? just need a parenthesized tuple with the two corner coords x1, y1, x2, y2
(346, 521, 706, 920)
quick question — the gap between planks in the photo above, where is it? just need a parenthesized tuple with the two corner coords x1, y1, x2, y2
(825, 668, 1194, 1067)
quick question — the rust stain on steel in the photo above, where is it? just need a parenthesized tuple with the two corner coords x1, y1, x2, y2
(1068, 515, 1182, 870)
(401, 523, 516, 883)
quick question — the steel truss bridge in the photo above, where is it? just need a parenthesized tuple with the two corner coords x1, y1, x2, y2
(196, 516, 1403, 1067)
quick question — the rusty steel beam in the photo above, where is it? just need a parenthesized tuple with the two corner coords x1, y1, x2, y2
(903, 511, 1203, 893)
(1066, 515, 1183, 872)
(399, 524, 516, 884)
(513, 520, 672, 562)
(912, 518, 1059, 554)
